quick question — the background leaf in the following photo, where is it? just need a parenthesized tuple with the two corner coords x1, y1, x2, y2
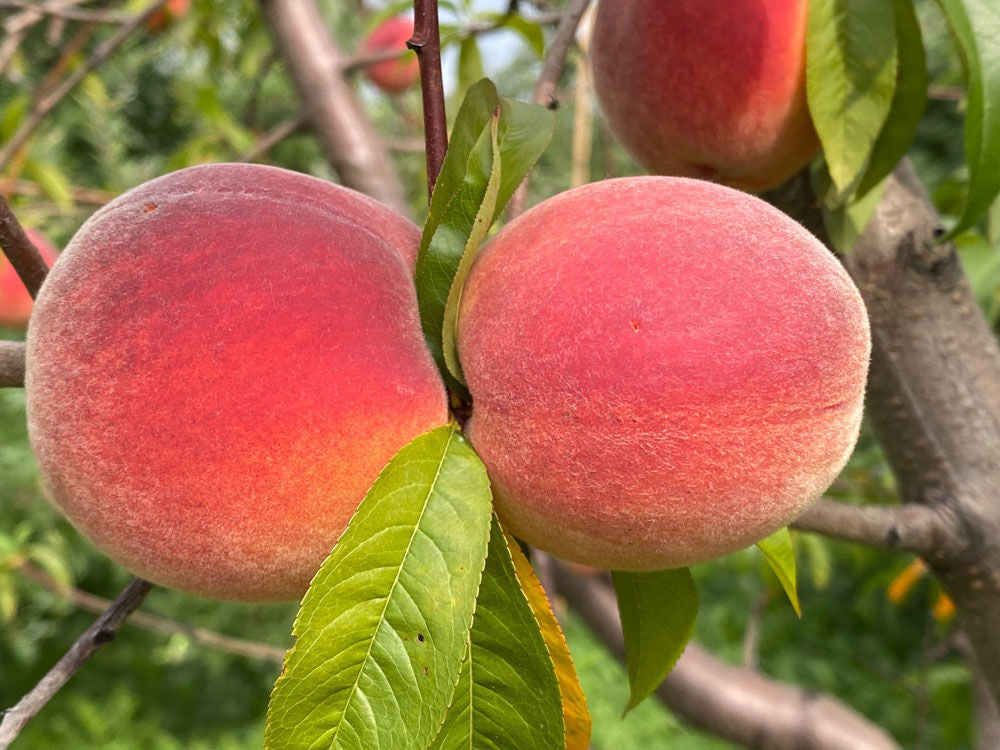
(428, 517, 564, 750)
(612, 568, 697, 714)
(933, 0, 1000, 237)
(757, 527, 802, 617)
(854, 0, 927, 198)
(458, 38, 485, 95)
(265, 425, 493, 750)
(807, 0, 899, 194)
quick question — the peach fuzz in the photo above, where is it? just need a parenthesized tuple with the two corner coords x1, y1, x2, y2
(0, 228, 58, 329)
(25, 163, 448, 601)
(456, 177, 870, 570)
(361, 16, 419, 94)
(590, 0, 819, 193)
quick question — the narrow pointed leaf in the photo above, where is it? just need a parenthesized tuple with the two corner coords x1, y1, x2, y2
(265, 425, 493, 750)
(442, 113, 501, 385)
(855, 0, 927, 198)
(612, 568, 697, 714)
(806, 0, 898, 194)
(757, 527, 801, 617)
(415, 79, 555, 385)
(458, 38, 485, 95)
(428, 517, 563, 750)
(505, 535, 591, 750)
(934, 0, 1000, 237)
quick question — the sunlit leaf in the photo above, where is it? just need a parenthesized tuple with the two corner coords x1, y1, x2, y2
(757, 527, 801, 617)
(265, 425, 492, 750)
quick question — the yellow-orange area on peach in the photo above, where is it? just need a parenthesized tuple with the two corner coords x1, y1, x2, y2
(456, 177, 870, 570)
(25, 164, 448, 601)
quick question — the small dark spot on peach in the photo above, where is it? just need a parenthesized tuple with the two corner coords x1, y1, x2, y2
(630, 319, 640, 332)
(144, 204, 158, 213)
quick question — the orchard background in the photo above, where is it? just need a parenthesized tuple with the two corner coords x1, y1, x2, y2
(0, 0, 998, 748)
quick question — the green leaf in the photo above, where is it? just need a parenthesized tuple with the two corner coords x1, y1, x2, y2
(24, 159, 74, 214)
(428, 517, 564, 750)
(757, 527, 801, 617)
(855, 0, 927, 198)
(505, 533, 591, 749)
(415, 79, 555, 387)
(611, 568, 697, 714)
(265, 425, 493, 750)
(814, 161, 888, 253)
(442, 113, 501, 385)
(458, 38, 485, 96)
(0, 572, 17, 623)
(807, 0, 898, 194)
(933, 0, 1000, 238)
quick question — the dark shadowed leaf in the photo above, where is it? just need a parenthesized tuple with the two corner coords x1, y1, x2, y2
(612, 568, 697, 714)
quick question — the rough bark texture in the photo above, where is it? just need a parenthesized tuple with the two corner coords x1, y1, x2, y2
(555, 564, 901, 750)
(769, 162, 1000, 712)
(258, 0, 410, 217)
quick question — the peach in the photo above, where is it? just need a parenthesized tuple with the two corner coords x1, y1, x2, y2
(25, 163, 448, 601)
(0, 228, 58, 329)
(590, 0, 819, 193)
(147, 0, 190, 33)
(457, 177, 870, 570)
(361, 16, 419, 94)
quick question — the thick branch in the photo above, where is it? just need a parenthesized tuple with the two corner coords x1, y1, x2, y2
(770, 162, 1000, 710)
(793, 497, 963, 556)
(555, 564, 900, 750)
(0, 341, 25, 388)
(258, 0, 410, 216)
(0, 0, 168, 171)
(0, 578, 152, 748)
(410, 0, 448, 196)
(507, 0, 590, 218)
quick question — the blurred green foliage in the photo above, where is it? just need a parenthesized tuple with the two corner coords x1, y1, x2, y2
(1, 0, 995, 747)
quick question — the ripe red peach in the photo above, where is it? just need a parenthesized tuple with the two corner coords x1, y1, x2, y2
(361, 16, 419, 94)
(25, 163, 447, 601)
(0, 228, 58, 329)
(590, 0, 819, 192)
(457, 177, 870, 570)
(146, 0, 190, 33)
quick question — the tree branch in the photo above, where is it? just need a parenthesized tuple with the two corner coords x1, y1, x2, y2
(769, 162, 1000, 711)
(257, 0, 410, 216)
(507, 0, 590, 219)
(18, 563, 286, 665)
(554, 563, 901, 750)
(0, 341, 25, 388)
(0, 194, 49, 298)
(792, 497, 964, 556)
(410, 0, 448, 197)
(0, 578, 153, 748)
(0, 0, 169, 171)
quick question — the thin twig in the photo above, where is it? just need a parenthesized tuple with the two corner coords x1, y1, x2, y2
(0, 0, 169, 171)
(0, 578, 153, 748)
(0, 1, 130, 24)
(18, 563, 287, 665)
(0, 177, 115, 205)
(409, 0, 448, 198)
(238, 116, 307, 163)
(0, 194, 49, 298)
(0, 341, 26, 388)
(507, 0, 590, 219)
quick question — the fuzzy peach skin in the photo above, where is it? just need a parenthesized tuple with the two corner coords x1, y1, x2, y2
(25, 163, 447, 601)
(361, 16, 419, 94)
(457, 177, 870, 570)
(0, 228, 58, 329)
(590, 0, 819, 193)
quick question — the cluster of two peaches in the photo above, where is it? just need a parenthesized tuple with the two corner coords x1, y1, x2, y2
(24, 163, 869, 602)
